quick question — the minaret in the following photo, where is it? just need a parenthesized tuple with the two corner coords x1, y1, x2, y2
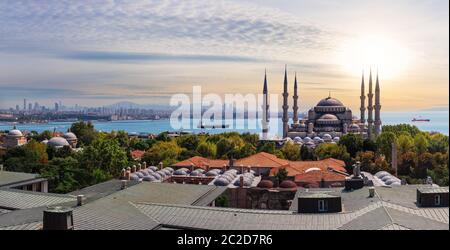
(262, 69, 269, 134)
(374, 70, 382, 136)
(282, 65, 289, 138)
(292, 72, 299, 124)
(367, 68, 374, 139)
(359, 70, 366, 124)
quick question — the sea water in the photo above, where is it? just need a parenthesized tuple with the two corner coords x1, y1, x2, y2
(1, 111, 448, 135)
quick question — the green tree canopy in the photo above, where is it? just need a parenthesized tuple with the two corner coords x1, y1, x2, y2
(280, 142, 301, 161)
(143, 140, 182, 166)
(376, 132, 397, 162)
(339, 134, 364, 157)
(70, 121, 96, 146)
(196, 142, 217, 158)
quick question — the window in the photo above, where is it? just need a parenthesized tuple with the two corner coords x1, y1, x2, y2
(318, 200, 328, 212)
(435, 195, 441, 206)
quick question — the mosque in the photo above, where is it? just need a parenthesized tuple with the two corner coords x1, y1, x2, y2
(261, 67, 382, 142)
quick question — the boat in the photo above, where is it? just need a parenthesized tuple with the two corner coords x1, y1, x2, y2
(412, 117, 430, 122)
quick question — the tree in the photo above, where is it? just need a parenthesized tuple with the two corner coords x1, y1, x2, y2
(179, 149, 200, 160)
(363, 139, 377, 152)
(78, 138, 128, 183)
(70, 121, 96, 146)
(257, 142, 276, 154)
(397, 134, 415, 155)
(280, 142, 300, 161)
(414, 133, 429, 155)
(376, 132, 397, 162)
(398, 151, 416, 176)
(177, 134, 200, 150)
(339, 134, 364, 157)
(314, 143, 350, 162)
(427, 133, 449, 153)
(300, 145, 314, 160)
(34, 130, 53, 142)
(237, 144, 256, 159)
(196, 142, 217, 158)
(41, 157, 81, 193)
(216, 138, 235, 159)
(416, 153, 434, 178)
(382, 124, 421, 137)
(274, 168, 288, 183)
(143, 141, 182, 166)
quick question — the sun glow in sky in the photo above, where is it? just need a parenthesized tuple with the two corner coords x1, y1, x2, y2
(337, 35, 411, 79)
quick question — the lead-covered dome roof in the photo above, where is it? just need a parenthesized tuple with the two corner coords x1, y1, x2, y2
(47, 137, 70, 148)
(317, 97, 344, 107)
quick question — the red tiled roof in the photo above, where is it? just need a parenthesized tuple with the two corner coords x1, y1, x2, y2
(295, 170, 346, 184)
(235, 152, 290, 168)
(131, 150, 145, 160)
(172, 156, 228, 169)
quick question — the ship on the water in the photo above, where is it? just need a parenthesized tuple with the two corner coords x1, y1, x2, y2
(412, 117, 431, 122)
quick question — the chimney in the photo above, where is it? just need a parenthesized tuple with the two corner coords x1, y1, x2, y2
(191, 163, 194, 173)
(159, 162, 163, 170)
(239, 175, 244, 188)
(121, 180, 127, 190)
(43, 207, 74, 230)
(138, 163, 142, 171)
(132, 165, 137, 173)
(229, 158, 235, 168)
(143, 161, 147, 168)
(0, 164, 3, 172)
(121, 168, 126, 179)
(241, 165, 244, 175)
(76, 195, 84, 206)
(369, 187, 375, 198)
(125, 171, 130, 181)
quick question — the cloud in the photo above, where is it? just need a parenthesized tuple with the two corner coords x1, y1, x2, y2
(62, 51, 261, 63)
(0, 0, 331, 61)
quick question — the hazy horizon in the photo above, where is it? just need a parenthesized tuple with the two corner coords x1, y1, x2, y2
(0, 0, 448, 112)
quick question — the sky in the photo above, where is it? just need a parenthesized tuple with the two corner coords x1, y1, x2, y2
(0, 0, 448, 112)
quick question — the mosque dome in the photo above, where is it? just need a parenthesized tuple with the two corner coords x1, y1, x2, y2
(317, 97, 344, 107)
(279, 180, 297, 189)
(8, 129, 23, 137)
(257, 180, 274, 189)
(323, 134, 332, 141)
(41, 139, 49, 144)
(47, 137, 70, 148)
(350, 123, 360, 130)
(303, 137, 312, 143)
(318, 114, 339, 121)
(63, 132, 77, 140)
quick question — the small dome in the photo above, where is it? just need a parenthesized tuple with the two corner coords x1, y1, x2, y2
(164, 167, 174, 173)
(8, 129, 23, 137)
(156, 171, 167, 178)
(64, 132, 77, 140)
(150, 172, 162, 180)
(173, 169, 187, 176)
(317, 97, 344, 107)
(279, 180, 297, 189)
(42, 139, 49, 144)
(333, 137, 340, 142)
(161, 169, 171, 175)
(294, 137, 303, 143)
(303, 137, 312, 143)
(214, 178, 230, 186)
(129, 173, 140, 181)
(47, 137, 70, 148)
(234, 178, 252, 187)
(323, 134, 332, 141)
(143, 175, 156, 182)
(257, 180, 274, 189)
(206, 171, 219, 176)
(139, 170, 149, 176)
(318, 114, 339, 121)
(350, 123, 360, 129)
(190, 171, 201, 176)
(149, 166, 158, 171)
(135, 172, 144, 178)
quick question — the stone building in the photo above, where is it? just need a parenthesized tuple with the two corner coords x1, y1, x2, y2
(261, 67, 382, 140)
(3, 127, 27, 148)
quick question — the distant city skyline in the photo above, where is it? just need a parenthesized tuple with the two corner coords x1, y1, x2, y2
(0, 0, 448, 111)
